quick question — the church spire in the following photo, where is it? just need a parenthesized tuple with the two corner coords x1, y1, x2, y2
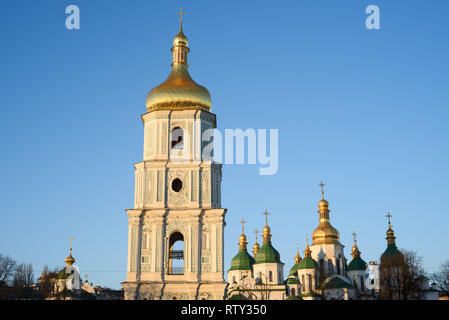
(65, 235, 75, 267)
(172, 9, 189, 66)
(262, 209, 272, 243)
(253, 229, 260, 257)
(294, 242, 302, 264)
(351, 231, 361, 259)
(311, 181, 340, 245)
(385, 212, 396, 246)
(303, 234, 312, 258)
(238, 218, 248, 250)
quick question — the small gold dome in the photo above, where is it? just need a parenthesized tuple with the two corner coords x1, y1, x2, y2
(318, 199, 329, 209)
(65, 252, 75, 266)
(239, 234, 247, 243)
(173, 30, 188, 47)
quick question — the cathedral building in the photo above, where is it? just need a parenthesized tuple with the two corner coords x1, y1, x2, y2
(122, 13, 227, 300)
(122, 13, 438, 301)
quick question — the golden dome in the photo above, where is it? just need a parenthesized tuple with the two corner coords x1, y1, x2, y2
(312, 182, 341, 245)
(318, 199, 329, 209)
(173, 30, 188, 47)
(65, 249, 75, 267)
(145, 23, 211, 112)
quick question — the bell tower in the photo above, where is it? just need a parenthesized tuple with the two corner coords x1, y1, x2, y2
(122, 11, 227, 300)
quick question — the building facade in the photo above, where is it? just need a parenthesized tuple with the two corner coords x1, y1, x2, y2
(122, 18, 227, 300)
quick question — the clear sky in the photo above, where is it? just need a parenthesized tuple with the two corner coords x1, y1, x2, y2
(0, 0, 448, 289)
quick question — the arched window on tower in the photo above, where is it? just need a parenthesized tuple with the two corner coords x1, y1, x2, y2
(171, 127, 184, 149)
(360, 275, 365, 291)
(291, 288, 296, 296)
(308, 274, 312, 291)
(301, 275, 305, 291)
(336, 256, 341, 274)
(168, 231, 184, 275)
(328, 260, 334, 275)
(269, 271, 273, 282)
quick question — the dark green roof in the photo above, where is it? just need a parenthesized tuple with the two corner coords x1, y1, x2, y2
(298, 257, 318, 270)
(289, 263, 300, 276)
(347, 257, 367, 271)
(255, 242, 282, 264)
(381, 244, 404, 262)
(287, 295, 303, 300)
(324, 276, 353, 289)
(286, 277, 300, 285)
(57, 269, 71, 279)
(229, 249, 255, 271)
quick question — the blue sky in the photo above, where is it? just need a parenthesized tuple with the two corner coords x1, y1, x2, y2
(0, 0, 448, 289)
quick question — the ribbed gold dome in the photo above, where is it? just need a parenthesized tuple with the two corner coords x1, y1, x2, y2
(145, 24, 211, 112)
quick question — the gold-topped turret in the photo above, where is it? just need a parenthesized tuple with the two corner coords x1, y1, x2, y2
(65, 236, 75, 267)
(253, 229, 260, 257)
(238, 218, 248, 250)
(351, 231, 361, 259)
(262, 209, 272, 243)
(304, 234, 312, 258)
(146, 9, 211, 112)
(311, 181, 340, 245)
(294, 243, 302, 264)
(385, 212, 396, 246)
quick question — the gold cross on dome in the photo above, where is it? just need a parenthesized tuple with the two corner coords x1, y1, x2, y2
(319, 181, 325, 199)
(263, 209, 270, 226)
(69, 235, 74, 251)
(386, 212, 393, 228)
(240, 218, 246, 234)
(177, 8, 186, 24)
(296, 242, 299, 252)
(306, 233, 309, 246)
(352, 231, 357, 244)
(254, 229, 259, 241)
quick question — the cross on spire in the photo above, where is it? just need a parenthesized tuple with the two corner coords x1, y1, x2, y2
(306, 233, 309, 246)
(263, 209, 270, 226)
(240, 218, 246, 234)
(386, 212, 392, 228)
(352, 231, 357, 245)
(296, 242, 299, 253)
(177, 8, 186, 29)
(69, 235, 74, 252)
(254, 229, 259, 242)
(319, 180, 326, 199)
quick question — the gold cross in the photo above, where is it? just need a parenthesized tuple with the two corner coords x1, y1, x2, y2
(386, 212, 392, 228)
(319, 181, 325, 199)
(352, 231, 357, 244)
(69, 235, 74, 251)
(254, 229, 259, 241)
(263, 209, 270, 226)
(240, 218, 246, 234)
(177, 8, 186, 24)
(306, 233, 309, 246)
(296, 242, 299, 252)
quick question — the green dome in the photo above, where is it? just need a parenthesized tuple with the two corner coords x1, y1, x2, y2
(298, 257, 318, 270)
(323, 276, 353, 289)
(347, 257, 367, 271)
(289, 263, 300, 276)
(229, 249, 255, 271)
(255, 242, 282, 264)
(381, 244, 404, 263)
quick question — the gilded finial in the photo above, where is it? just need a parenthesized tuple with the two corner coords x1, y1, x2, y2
(319, 181, 325, 200)
(294, 242, 302, 264)
(65, 235, 75, 267)
(351, 231, 361, 259)
(303, 234, 312, 257)
(386, 212, 393, 229)
(176, 8, 186, 31)
(253, 229, 260, 257)
(238, 219, 248, 250)
(240, 218, 246, 234)
(262, 209, 272, 243)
